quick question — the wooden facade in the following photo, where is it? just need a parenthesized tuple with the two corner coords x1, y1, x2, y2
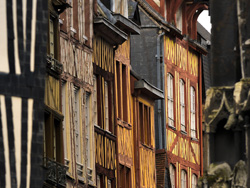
(129, 0, 208, 187)
(164, 35, 203, 187)
(115, 37, 163, 188)
(93, 35, 117, 188)
(115, 39, 134, 188)
(45, 0, 95, 187)
(43, 0, 207, 187)
(0, 0, 212, 187)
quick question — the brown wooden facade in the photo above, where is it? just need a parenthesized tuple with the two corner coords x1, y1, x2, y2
(43, 0, 208, 187)
(164, 35, 203, 187)
(45, 0, 96, 187)
(93, 35, 117, 188)
(115, 38, 164, 188)
(129, 0, 208, 187)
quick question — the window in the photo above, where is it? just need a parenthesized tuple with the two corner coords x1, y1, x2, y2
(139, 102, 151, 146)
(167, 73, 174, 127)
(74, 86, 83, 174)
(190, 87, 196, 138)
(116, 62, 128, 122)
(44, 75, 63, 165)
(93, 75, 98, 125)
(44, 111, 63, 164)
(180, 79, 186, 132)
(97, 175, 101, 188)
(176, 5, 182, 32)
(119, 165, 131, 188)
(85, 92, 91, 168)
(69, 0, 78, 38)
(169, 164, 176, 188)
(192, 174, 198, 188)
(104, 81, 109, 131)
(96, 75, 113, 133)
(181, 170, 187, 188)
(61, 81, 67, 162)
(108, 179, 112, 188)
(97, 174, 105, 188)
(48, 17, 55, 58)
(122, 64, 128, 121)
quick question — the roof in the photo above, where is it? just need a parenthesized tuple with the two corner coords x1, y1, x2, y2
(197, 22, 211, 41)
(131, 69, 164, 100)
(134, 79, 164, 100)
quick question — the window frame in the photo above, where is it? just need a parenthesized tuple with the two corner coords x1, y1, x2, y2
(176, 5, 183, 32)
(119, 164, 131, 188)
(95, 74, 114, 133)
(167, 73, 175, 128)
(73, 86, 84, 175)
(48, 14, 59, 60)
(169, 164, 176, 188)
(192, 173, 198, 188)
(181, 170, 187, 188)
(116, 61, 128, 122)
(180, 79, 186, 132)
(190, 86, 196, 138)
(61, 80, 69, 166)
(85, 92, 91, 168)
(138, 101, 152, 147)
(44, 107, 64, 164)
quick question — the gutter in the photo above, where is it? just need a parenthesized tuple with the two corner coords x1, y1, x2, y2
(157, 31, 165, 149)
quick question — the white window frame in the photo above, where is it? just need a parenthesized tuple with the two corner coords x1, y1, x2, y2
(108, 179, 112, 188)
(190, 87, 196, 138)
(181, 170, 187, 188)
(93, 75, 98, 126)
(61, 81, 68, 163)
(74, 86, 81, 164)
(192, 174, 198, 188)
(169, 164, 176, 188)
(167, 73, 174, 127)
(104, 81, 109, 131)
(85, 92, 91, 168)
(49, 18, 55, 58)
(180, 79, 185, 131)
(97, 175, 101, 188)
(176, 5, 183, 32)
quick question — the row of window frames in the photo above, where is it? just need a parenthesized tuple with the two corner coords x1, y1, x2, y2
(167, 73, 197, 138)
(61, 82, 92, 170)
(61, 77, 112, 165)
(169, 164, 198, 188)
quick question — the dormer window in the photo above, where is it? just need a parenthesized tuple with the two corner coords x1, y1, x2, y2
(176, 5, 183, 32)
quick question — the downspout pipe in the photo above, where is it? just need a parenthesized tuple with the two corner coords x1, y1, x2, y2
(237, 0, 245, 78)
(156, 30, 165, 149)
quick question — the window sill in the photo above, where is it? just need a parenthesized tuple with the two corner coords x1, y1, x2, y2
(140, 143, 154, 151)
(66, 172, 75, 181)
(87, 167, 93, 180)
(78, 175, 85, 184)
(117, 118, 132, 130)
(64, 158, 70, 170)
(88, 179, 95, 187)
(76, 162, 84, 176)
(191, 137, 198, 142)
(181, 130, 187, 135)
(168, 125, 176, 131)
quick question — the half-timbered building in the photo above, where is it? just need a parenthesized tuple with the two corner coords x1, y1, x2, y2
(58, 0, 95, 187)
(43, 0, 69, 187)
(130, 0, 208, 187)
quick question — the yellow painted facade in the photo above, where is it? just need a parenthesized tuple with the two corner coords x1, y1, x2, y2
(164, 36, 198, 75)
(44, 74, 60, 111)
(93, 36, 114, 73)
(164, 35, 202, 187)
(95, 131, 116, 170)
